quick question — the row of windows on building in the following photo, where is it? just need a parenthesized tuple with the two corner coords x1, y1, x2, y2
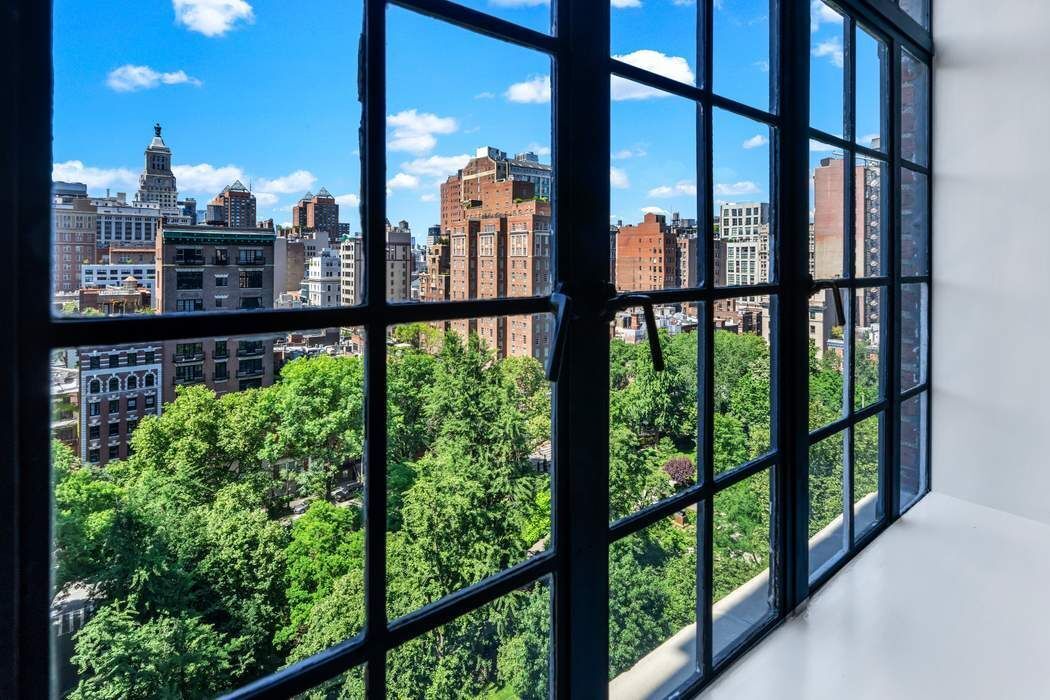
(174, 247, 266, 265)
(87, 394, 155, 417)
(87, 374, 157, 394)
(86, 350, 158, 369)
(175, 270, 264, 290)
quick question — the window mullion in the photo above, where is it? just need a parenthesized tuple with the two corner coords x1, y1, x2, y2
(775, 0, 813, 613)
(362, 0, 389, 695)
(552, 0, 612, 695)
(887, 38, 904, 519)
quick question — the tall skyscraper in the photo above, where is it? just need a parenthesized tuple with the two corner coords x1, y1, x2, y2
(135, 124, 179, 209)
(292, 187, 340, 242)
(209, 180, 257, 228)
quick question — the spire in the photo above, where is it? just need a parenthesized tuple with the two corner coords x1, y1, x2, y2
(154, 123, 162, 138)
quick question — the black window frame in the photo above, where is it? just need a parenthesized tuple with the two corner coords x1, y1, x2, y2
(2, 0, 931, 697)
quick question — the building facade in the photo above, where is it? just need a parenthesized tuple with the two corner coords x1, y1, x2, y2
(52, 195, 98, 294)
(78, 344, 163, 466)
(302, 249, 341, 307)
(154, 224, 277, 402)
(615, 212, 678, 292)
(81, 263, 156, 294)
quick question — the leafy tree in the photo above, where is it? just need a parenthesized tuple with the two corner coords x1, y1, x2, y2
(387, 347, 437, 464)
(69, 603, 232, 700)
(279, 501, 363, 647)
(496, 585, 551, 700)
(662, 456, 695, 487)
(265, 356, 365, 500)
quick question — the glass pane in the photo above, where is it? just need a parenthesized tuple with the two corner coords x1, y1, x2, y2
(610, 304, 699, 520)
(808, 288, 847, 431)
(611, 0, 697, 90)
(900, 282, 928, 391)
(810, 144, 846, 279)
(387, 315, 552, 616)
(855, 156, 887, 278)
(608, 516, 697, 696)
(52, 0, 361, 316)
(901, 49, 930, 167)
(296, 665, 365, 699)
(51, 330, 366, 697)
(611, 83, 697, 292)
(855, 26, 887, 150)
(809, 430, 847, 579)
(443, 0, 550, 34)
(899, 0, 930, 30)
(713, 469, 775, 660)
(853, 412, 884, 539)
(713, 0, 772, 112)
(387, 577, 552, 698)
(714, 110, 772, 287)
(713, 295, 773, 474)
(901, 167, 929, 276)
(854, 287, 886, 411)
(810, 1, 845, 138)
(900, 392, 928, 508)
(389, 7, 553, 304)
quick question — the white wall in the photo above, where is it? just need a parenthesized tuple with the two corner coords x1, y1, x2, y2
(933, 0, 1050, 525)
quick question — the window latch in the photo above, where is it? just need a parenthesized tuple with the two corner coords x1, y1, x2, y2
(809, 277, 846, 327)
(545, 289, 573, 382)
(611, 293, 665, 372)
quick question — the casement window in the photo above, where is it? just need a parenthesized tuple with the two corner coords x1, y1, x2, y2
(13, 1, 932, 698)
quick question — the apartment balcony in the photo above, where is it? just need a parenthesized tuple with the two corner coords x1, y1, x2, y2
(172, 351, 205, 363)
(214, 348, 229, 359)
(174, 255, 206, 266)
(237, 254, 266, 266)
(212, 256, 230, 266)
(172, 374, 206, 387)
(235, 366, 264, 379)
(236, 345, 264, 358)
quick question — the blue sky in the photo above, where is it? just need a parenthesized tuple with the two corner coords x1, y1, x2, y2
(53, 0, 883, 236)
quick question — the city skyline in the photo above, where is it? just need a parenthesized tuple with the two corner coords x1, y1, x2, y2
(52, 0, 880, 235)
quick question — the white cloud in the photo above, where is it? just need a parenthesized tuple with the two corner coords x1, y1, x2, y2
(253, 192, 279, 207)
(714, 181, 761, 196)
(809, 140, 841, 153)
(612, 146, 647, 160)
(505, 75, 551, 104)
(335, 193, 360, 207)
(526, 143, 552, 157)
(810, 0, 842, 32)
(474, 91, 495, 100)
(743, 134, 769, 149)
(387, 109, 458, 155)
(754, 59, 770, 73)
(610, 167, 630, 189)
(172, 163, 246, 193)
(106, 65, 202, 92)
(490, 0, 548, 5)
(671, 0, 694, 5)
(647, 180, 696, 198)
(387, 173, 420, 190)
(641, 206, 669, 216)
(813, 36, 844, 68)
(860, 133, 881, 148)
(52, 161, 138, 190)
(420, 193, 437, 202)
(173, 0, 254, 37)
(611, 0, 642, 7)
(256, 170, 316, 194)
(401, 154, 471, 177)
(611, 50, 695, 100)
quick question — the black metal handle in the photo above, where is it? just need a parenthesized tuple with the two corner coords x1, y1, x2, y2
(545, 290, 572, 382)
(616, 294, 665, 372)
(810, 277, 846, 327)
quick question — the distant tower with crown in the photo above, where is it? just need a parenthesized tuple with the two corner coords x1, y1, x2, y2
(136, 123, 179, 208)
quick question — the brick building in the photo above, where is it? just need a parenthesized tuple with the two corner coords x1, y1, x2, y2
(209, 180, 257, 228)
(292, 188, 339, 242)
(52, 194, 98, 294)
(615, 212, 678, 292)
